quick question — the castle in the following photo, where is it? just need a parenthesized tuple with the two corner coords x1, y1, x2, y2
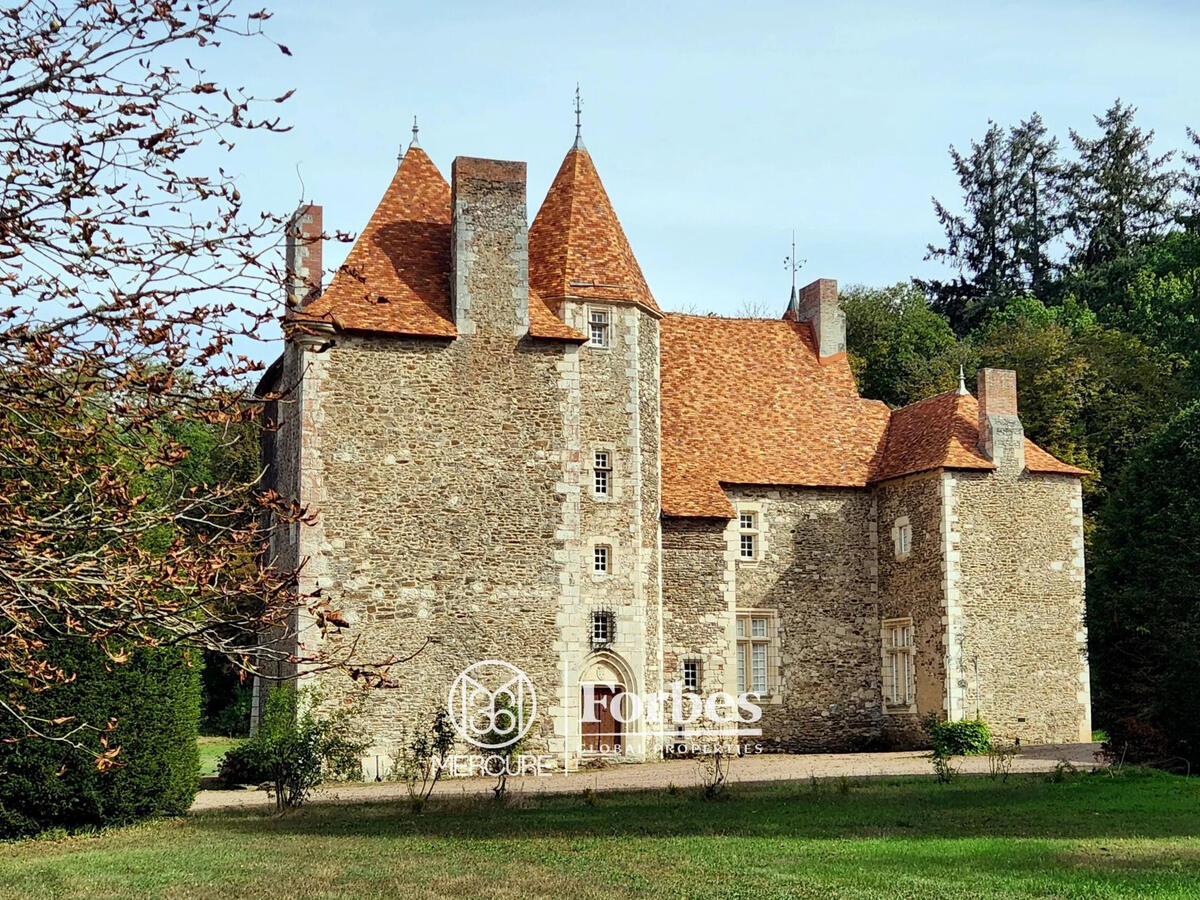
(256, 124, 1091, 765)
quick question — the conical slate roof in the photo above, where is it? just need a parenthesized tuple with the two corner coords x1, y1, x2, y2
(529, 146, 660, 314)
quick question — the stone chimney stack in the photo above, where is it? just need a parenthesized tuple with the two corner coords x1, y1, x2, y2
(285, 203, 323, 309)
(793, 278, 846, 358)
(450, 157, 530, 337)
(977, 368, 1026, 474)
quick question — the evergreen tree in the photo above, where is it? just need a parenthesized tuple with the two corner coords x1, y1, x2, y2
(1008, 113, 1067, 300)
(923, 122, 1020, 334)
(1067, 100, 1177, 271)
(1181, 127, 1200, 231)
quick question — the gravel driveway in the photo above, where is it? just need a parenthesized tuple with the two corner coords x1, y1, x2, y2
(191, 742, 1103, 812)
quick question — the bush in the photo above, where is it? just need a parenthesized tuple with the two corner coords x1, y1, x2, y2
(0, 638, 200, 839)
(924, 714, 992, 756)
(232, 684, 366, 811)
(216, 741, 270, 788)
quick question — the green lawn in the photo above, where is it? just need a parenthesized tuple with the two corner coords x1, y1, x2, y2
(1, 770, 1198, 899)
(196, 736, 242, 778)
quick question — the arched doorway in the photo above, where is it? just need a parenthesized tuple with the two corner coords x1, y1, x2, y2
(579, 652, 634, 755)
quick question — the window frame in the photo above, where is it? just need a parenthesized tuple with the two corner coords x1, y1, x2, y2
(591, 610, 615, 647)
(593, 449, 612, 499)
(737, 510, 759, 562)
(892, 516, 913, 560)
(735, 610, 777, 698)
(593, 544, 611, 577)
(587, 307, 611, 349)
(682, 659, 701, 692)
(882, 617, 915, 710)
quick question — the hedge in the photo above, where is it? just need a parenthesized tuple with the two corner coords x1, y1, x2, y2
(0, 638, 200, 839)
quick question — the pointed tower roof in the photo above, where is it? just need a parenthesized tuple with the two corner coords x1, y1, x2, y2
(300, 146, 456, 337)
(529, 146, 661, 315)
(870, 390, 1088, 483)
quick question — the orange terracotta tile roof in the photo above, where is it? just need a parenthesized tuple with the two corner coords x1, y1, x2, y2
(297, 147, 584, 342)
(659, 315, 892, 517)
(529, 145, 661, 315)
(870, 390, 1089, 482)
(298, 147, 456, 338)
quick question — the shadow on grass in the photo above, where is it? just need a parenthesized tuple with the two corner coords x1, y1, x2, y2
(189, 770, 1200, 843)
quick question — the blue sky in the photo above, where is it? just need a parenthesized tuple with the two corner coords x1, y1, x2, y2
(212, 0, 1199, 343)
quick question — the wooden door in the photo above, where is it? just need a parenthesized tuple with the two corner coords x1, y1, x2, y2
(581, 685, 623, 753)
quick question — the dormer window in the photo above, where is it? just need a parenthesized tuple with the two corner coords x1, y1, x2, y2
(588, 308, 611, 348)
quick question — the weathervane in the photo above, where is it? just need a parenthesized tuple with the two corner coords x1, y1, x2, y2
(784, 230, 805, 294)
(411, 115, 420, 148)
(573, 83, 584, 149)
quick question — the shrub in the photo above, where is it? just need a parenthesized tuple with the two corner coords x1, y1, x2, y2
(0, 638, 200, 839)
(987, 742, 1019, 782)
(216, 741, 270, 788)
(391, 709, 456, 812)
(234, 684, 366, 811)
(923, 714, 992, 756)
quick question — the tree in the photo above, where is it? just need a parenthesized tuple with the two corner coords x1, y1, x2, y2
(1067, 100, 1177, 273)
(841, 283, 963, 408)
(970, 296, 1182, 511)
(0, 2, 364, 765)
(1181, 127, 1200, 232)
(1008, 113, 1067, 301)
(1088, 402, 1200, 767)
(923, 122, 1019, 334)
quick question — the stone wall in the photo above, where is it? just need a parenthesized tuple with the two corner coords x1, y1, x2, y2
(301, 331, 576, 759)
(950, 470, 1091, 743)
(724, 487, 882, 751)
(874, 471, 947, 746)
(661, 516, 732, 698)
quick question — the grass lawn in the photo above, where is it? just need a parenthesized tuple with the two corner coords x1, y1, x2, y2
(196, 736, 242, 778)
(0, 769, 1197, 899)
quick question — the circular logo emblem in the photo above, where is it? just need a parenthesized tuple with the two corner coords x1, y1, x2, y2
(448, 660, 537, 750)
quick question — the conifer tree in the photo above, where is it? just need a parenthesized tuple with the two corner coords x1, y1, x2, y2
(1067, 100, 1178, 269)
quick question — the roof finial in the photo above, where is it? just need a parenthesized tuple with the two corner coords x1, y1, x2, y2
(411, 115, 420, 149)
(572, 83, 585, 150)
(784, 229, 805, 312)
(958, 364, 968, 395)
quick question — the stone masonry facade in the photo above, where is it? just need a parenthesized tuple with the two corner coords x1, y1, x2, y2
(256, 136, 1091, 766)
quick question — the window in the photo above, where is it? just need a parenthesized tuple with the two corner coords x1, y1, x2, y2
(593, 450, 612, 498)
(893, 516, 912, 559)
(735, 611, 775, 695)
(593, 544, 610, 575)
(738, 511, 758, 561)
(588, 308, 611, 348)
(682, 659, 701, 692)
(591, 610, 615, 646)
(883, 618, 914, 707)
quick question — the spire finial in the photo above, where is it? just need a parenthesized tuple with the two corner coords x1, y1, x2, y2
(410, 115, 420, 149)
(572, 83, 585, 149)
(958, 364, 968, 395)
(784, 229, 805, 300)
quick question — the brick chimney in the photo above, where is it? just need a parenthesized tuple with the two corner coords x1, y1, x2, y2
(450, 157, 530, 337)
(977, 368, 1025, 474)
(285, 203, 323, 309)
(793, 278, 846, 359)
